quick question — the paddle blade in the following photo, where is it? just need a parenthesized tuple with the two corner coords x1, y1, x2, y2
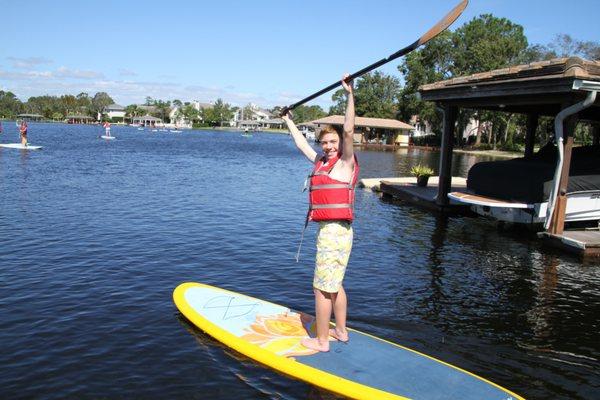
(418, 0, 468, 46)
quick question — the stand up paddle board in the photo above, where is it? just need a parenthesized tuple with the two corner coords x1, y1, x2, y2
(100, 135, 116, 140)
(0, 143, 42, 150)
(174, 282, 524, 400)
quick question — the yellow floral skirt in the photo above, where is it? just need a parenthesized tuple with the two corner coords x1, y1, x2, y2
(313, 221, 353, 293)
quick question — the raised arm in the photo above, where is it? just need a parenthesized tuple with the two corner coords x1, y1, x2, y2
(282, 112, 318, 163)
(341, 74, 355, 163)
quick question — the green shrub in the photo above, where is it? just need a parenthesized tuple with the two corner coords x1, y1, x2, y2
(410, 164, 434, 177)
(411, 134, 440, 147)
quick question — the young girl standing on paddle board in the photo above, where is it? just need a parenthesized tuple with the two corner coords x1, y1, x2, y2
(19, 120, 28, 146)
(282, 74, 358, 352)
(103, 121, 111, 137)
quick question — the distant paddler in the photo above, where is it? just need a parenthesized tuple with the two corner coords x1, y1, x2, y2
(0, 120, 3, 134)
(19, 120, 28, 146)
(103, 121, 111, 137)
(100, 121, 116, 140)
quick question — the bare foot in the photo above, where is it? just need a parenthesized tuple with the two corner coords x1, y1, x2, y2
(301, 337, 329, 352)
(328, 328, 349, 343)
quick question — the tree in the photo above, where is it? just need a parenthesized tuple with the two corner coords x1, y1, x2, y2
(329, 71, 401, 119)
(76, 92, 91, 114)
(200, 107, 221, 126)
(290, 105, 326, 123)
(270, 106, 283, 117)
(241, 104, 254, 121)
(125, 104, 143, 123)
(200, 99, 233, 127)
(60, 94, 78, 116)
(25, 95, 61, 119)
(153, 99, 172, 122)
(175, 104, 199, 126)
(212, 99, 233, 126)
(397, 31, 454, 132)
(525, 34, 600, 62)
(91, 92, 114, 119)
(0, 90, 23, 118)
(398, 15, 529, 145)
(452, 14, 528, 75)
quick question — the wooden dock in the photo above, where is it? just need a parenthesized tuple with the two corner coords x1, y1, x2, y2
(539, 230, 600, 257)
(365, 176, 473, 215)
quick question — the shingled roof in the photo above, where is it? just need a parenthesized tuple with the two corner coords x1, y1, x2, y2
(311, 115, 414, 130)
(418, 57, 600, 120)
(421, 57, 600, 91)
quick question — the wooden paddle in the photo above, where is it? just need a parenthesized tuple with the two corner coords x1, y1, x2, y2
(280, 0, 468, 116)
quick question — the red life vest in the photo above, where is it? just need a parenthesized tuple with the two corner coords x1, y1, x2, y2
(308, 155, 360, 222)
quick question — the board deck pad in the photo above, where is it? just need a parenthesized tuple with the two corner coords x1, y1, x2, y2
(0, 143, 42, 150)
(174, 282, 523, 400)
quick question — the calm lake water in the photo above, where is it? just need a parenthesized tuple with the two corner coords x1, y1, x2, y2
(1, 123, 598, 399)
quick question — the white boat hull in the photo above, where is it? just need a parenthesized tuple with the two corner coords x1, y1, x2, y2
(449, 191, 600, 225)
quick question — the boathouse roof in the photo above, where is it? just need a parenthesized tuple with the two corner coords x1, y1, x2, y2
(66, 114, 95, 119)
(311, 115, 414, 131)
(132, 115, 162, 122)
(419, 57, 600, 121)
(17, 113, 44, 119)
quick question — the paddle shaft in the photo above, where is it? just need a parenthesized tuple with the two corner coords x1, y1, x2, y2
(280, 0, 468, 116)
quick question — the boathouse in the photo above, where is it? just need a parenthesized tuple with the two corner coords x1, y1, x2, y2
(132, 115, 163, 127)
(17, 113, 44, 121)
(66, 114, 96, 124)
(418, 57, 600, 256)
(310, 115, 414, 146)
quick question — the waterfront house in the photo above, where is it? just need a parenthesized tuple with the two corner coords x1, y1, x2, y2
(410, 114, 478, 142)
(310, 115, 414, 146)
(235, 104, 277, 129)
(170, 101, 214, 127)
(103, 104, 126, 121)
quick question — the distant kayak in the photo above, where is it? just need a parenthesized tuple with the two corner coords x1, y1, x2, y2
(0, 143, 43, 150)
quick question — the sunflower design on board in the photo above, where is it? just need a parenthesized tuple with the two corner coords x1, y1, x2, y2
(240, 312, 319, 357)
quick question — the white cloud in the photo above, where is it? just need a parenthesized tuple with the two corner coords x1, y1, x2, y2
(118, 68, 137, 77)
(0, 65, 331, 109)
(7, 56, 52, 69)
(55, 66, 105, 79)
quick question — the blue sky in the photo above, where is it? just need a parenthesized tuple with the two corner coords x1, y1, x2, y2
(1, 0, 598, 109)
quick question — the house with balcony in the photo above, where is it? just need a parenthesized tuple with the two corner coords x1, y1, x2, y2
(104, 104, 126, 121)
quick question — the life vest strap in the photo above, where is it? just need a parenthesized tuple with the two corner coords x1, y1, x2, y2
(310, 183, 352, 191)
(310, 203, 353, 210)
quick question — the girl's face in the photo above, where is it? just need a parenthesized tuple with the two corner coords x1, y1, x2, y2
(320, 132, 340, 160)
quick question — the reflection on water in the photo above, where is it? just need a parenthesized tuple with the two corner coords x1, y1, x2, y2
(0, 124, 598, 400)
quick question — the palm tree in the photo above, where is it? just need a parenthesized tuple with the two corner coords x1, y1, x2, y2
(154, 100, 171, 123)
